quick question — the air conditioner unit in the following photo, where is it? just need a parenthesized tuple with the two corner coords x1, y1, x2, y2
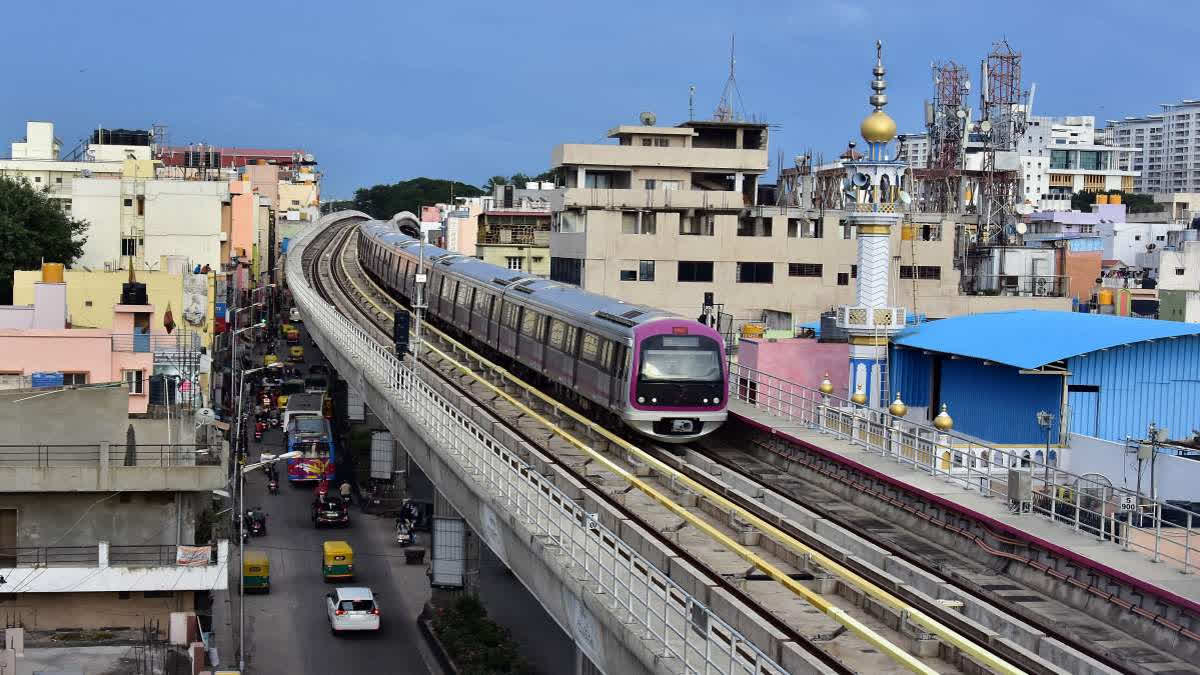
(1033, 278, 1049, 296)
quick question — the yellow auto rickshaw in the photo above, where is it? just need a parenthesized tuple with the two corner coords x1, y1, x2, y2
(279, 322, 294, 338)
(277, 394, 290, 408)
(243, 550, 270, 593)
(322, 540, 354, 581)
(289, 345, 304, 362)
(263, 353, 279, 367)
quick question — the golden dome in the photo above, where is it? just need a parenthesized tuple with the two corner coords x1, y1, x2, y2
(932, 403, 954, 431)
(861, 110, 897, 144)
(888, 392, 907, 418)
(818, 373, 834, 395)
(850, 385, 867, 406)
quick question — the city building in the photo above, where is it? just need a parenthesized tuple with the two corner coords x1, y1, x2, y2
(12, 261, 216, 348)
(0, 382, 227, 632)
(442, 196, 489, 257)
(895, 132, 929, 168)
(477, 183, 554, 275)
(72, 165, 229, 272)
(0, 121, 145, 215)
(1106, 99, 1200, 193)
(1016, 115, 1139, 210)
(1158, 224, 1200, 322)
(0, 265, 205, 412)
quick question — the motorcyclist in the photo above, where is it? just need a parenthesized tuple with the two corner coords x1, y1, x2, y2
(339, 481, 352, 502)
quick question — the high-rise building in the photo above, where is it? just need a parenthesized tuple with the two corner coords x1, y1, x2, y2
(1016, 115, 1138, 209)
(1106, 99, 1200, 193)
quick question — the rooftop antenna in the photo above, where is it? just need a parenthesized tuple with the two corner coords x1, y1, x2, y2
(689, 84, 696, 121)
(713, 34, 745, 122)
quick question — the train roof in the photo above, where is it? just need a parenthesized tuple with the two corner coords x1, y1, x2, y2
(360, 220, 681, 333)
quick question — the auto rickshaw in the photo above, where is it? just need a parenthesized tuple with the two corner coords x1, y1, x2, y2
(279, 322, 294, 338)
(322, 540, 354, 581)
(263, 353, 279, 367)
(243, 550, 270, 593)
(285, 326, 301, 344)
(289, 345, 304, 362)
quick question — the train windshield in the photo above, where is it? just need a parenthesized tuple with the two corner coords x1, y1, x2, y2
(638, 335, 722, 382)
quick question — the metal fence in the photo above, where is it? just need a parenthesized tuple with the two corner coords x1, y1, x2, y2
(290, 216, 788, 675)
(0, 443, 219, 467)
(727, 361, 1200, 575)
(0, 544, 214, 568)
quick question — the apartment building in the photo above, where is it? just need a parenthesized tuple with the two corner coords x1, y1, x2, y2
(0, 121, 145, 215)
(546, 118, 1069, 327)
(1016, 115, 1139, 209)
(1107, 99, 1200, 193)
(0, 383, 227, 632)
(1158, 226, 1200, 322)
(895, 132, 929, 168)
(477, 184, 554, 275)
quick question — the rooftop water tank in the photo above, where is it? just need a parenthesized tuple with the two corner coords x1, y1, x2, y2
(41, 262, 64, 283)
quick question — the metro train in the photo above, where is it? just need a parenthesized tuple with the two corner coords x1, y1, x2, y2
(357, 221, 728, 443)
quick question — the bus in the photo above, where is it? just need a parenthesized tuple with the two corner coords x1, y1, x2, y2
(285, 416, 336, 482)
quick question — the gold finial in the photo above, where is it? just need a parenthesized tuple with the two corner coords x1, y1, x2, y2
(861, 39, 897, 144)
(818, 373, 834, 395)
(888, 392, 908, 417)
(850, 384, 867, 406)
(933, 403, 954, 431)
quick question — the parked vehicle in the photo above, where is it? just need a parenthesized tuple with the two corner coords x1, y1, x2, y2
(321, 540, 354, 581)
(325, 586, 379, 634)
(243, 551, 270, 593)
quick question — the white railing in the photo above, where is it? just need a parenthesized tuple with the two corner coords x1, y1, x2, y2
(727, 362, 1200, 577)
(289, 216, 788, 675)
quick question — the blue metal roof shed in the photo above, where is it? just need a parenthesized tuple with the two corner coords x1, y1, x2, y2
(889, 310, 1200, 444)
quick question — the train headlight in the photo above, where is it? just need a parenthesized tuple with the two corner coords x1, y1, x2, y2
(650, 397, 657, 404)
(637, 396, 644, 404)
(703, 398, 709, 403)
(713, 397, 720, 405)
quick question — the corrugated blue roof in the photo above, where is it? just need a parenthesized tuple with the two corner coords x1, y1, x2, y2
(892, 310, 1200, 369)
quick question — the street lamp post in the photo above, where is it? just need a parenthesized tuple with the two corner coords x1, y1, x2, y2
(234, 445, 299, 673)
(1036, 410, 1054, 490)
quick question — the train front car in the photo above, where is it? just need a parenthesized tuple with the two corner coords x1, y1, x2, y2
(624, 318, 727, 443)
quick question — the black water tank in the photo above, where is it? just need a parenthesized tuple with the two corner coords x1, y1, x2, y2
(121, 282, 148, 305)
(818, 312, 848, 343)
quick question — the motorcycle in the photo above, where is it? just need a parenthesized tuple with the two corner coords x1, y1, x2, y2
(395, 517, 414, 546)
(246, 508, 267, 537)
(267, 472, 279, 495)
(253, 420, 265, 442)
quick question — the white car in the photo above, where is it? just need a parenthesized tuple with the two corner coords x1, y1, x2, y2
(326, 587, 380, 634)
(289, 307, 302, 323)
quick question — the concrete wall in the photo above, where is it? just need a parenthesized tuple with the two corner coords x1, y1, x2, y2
(0, 491, 196, 548)
(142, 181, 225, 272)
(0, 591, 195, 632)
(0, 386, 126, 444)
(1067, 433, 1200, 501)
(229, 181, 257, 260)
(737, 338, 852, 400)
(1063, 249, 1102, 301)
(72, 179, 123, 270)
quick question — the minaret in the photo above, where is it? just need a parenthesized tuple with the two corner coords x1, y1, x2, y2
(836, 41, 908, 408)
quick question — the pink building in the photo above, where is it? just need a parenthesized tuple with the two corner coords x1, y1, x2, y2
(737, 337, 851, 399)
(0, 266, 161, 413)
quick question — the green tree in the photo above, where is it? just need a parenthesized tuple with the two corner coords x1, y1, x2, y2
(0, 176, 88, 304)
(349, 177, 485, 220)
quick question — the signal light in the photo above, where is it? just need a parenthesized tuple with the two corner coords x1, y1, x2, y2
(672, 326, 688, 335)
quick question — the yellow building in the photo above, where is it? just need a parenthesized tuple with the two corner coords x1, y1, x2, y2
(13, 265, 216, 348)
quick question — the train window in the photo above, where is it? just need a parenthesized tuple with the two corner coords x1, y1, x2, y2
(502, 302, 519, 329)
(581, 332, 600, 363)
(563, 325, 577, 354)
(548, 319, 566, 349)
(442, 277, 456, 301)
(598, 341, 613, 370)
(520, 309, 541, 338)
(457, 284, 472, 309)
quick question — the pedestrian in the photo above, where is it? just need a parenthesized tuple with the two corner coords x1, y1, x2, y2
(339, 481, 352, 501)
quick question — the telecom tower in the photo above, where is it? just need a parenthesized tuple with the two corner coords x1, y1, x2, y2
(835, 41, 908, 408)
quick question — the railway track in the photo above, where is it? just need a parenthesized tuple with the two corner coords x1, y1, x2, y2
(293, 218, 1076, 674)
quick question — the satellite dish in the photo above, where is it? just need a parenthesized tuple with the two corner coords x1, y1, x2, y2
(980, 120, 993, 132)
(639, 111, 657, 126)
(851, 172, 870, 187)
(303, 153, 315, 163)
(1015, 203, 1035, 215)
(81, 169, 92, 178)
(195, 408, 216, 425)
(956, 109, 967, 119)
(898, 190, 912, 205)
(1015, 222, 1028, 234)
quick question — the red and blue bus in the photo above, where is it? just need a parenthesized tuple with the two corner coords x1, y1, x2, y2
(285, 416, 336, 482)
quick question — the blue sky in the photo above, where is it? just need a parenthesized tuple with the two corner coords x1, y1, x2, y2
(4, 0, 1197, 198)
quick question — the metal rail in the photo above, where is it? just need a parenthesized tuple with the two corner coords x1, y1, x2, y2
(323, 220, 1031, 674)
(293, 215, 794, 675)
(726, 361, 1200, 578)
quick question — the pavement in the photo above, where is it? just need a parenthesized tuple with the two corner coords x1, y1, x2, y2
(212, 325, 439, 675)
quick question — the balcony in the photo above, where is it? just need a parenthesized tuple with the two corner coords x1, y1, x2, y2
(553, 143, 768, 172)
(835, 305, 906, 332)
(0, 442, 226, 492)
(960, 274, 1069, 297)
(560, 187, 748, 210)
(0, 541, 229, 593)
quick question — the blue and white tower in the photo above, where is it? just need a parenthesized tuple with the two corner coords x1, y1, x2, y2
(836, 41, 907, 408)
